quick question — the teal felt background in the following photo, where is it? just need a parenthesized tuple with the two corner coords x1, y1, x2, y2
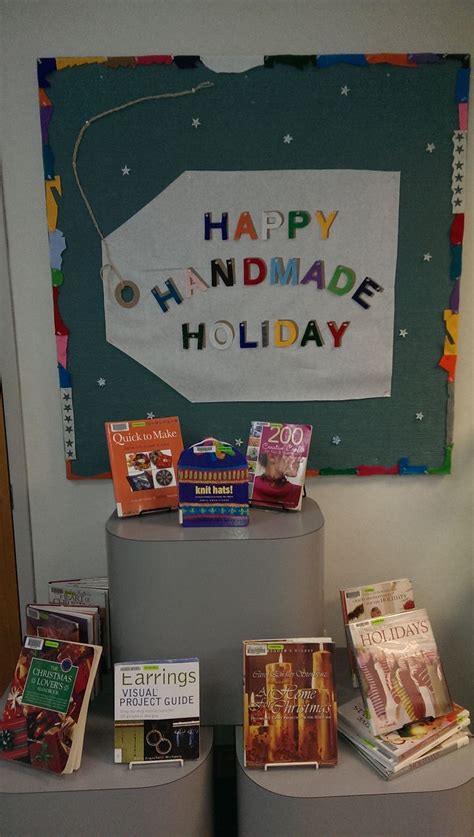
(44, 58, 462, 476)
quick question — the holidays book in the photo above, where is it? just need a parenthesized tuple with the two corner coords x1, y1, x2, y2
(105, 416, 184, 517)
(246, 422, 312, 510)
(243, 638, 337, 768)
(0, 636, 102, 773)
(347, 608, 453, 736)
(340, 578, 416, 686)
(114, 658, 200, 763)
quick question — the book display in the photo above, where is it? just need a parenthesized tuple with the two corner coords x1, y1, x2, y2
(2, 419, 471, 837)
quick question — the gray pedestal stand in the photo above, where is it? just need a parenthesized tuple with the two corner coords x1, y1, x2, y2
(106, 498, 325, 725)
(236, 651, 474, 837)
(0, 683, 213, 837)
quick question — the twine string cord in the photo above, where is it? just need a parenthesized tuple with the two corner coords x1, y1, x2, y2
(71, 80, 215, 290)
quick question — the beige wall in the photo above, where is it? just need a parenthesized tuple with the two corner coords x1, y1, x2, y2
(1, 1, 472, 707)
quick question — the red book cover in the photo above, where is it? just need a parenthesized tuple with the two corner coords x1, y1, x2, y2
(0, 636, 101, 774)
(246, 422, 312, 510)
(105, 417, 184, 517)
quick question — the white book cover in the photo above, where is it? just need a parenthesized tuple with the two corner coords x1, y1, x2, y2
(114, 658, 200, 763)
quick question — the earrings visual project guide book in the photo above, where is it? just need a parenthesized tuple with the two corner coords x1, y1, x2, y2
(346, 608, 453, 736)
(246, 422, 312, 511)
(0, 637, 102, 774)
(243, 638, 337, 768)
(105, 416, 184, 517)
(114, 659, 200, 764)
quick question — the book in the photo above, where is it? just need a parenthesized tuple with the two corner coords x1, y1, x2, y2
(0, 636, 101, 774)
(243, 638, 337, 768)
(114, 658, 200, 763)
(338, 697, 470, 764)
(48, 578, 111, 669)
(105, 417, 184, 517)
(339, 727, 470, 780)
(246, 422, 312, 511)
(26, 604, 99, 647)
(340, 578, 416, 687)
(178, 438, 248, 527)
(346, 608, 453, 736)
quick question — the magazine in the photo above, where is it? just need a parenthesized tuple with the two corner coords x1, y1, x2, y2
(48, 578, 111, 669)
(243, 638, 337, 768)
(347, 608, 453, 735)
(105, 417, 184, 517)
(114, 658, 200, 763)
(0, 637, 101, 773)
(338, 697, 469, 763)
(246, 422, 312, 511)
(340, 578, 416, 686)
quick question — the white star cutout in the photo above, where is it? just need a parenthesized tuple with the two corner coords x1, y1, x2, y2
(283, 134, 293, 144)
(192, 117, 201, 128)
(426, 143, 436, 153)
(97, 377, 106, 387)
(340, 85, 350, 96)
(399, 329, 408, 338)
(147, 412, 155, 419)
(121, 165, 130, 176)
(416, 412, 424, 421)
(235, 438, 243, 447)
(423, 253, 432, 262)
(332, 435, 342, 445)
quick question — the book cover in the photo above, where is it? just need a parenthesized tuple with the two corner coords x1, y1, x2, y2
(340, 578, 416, 686)
(0, 636, 101, 774)
(246, 422, 312, 511)
(114, 659, 200, 763)
(178, 438, 248, 527)
(338, 697, 469, 763)
(243, 639, 337, 768)
(105, 417, 184, 517)
(347, 608, 453, 736)
(48, 580, 111, 669)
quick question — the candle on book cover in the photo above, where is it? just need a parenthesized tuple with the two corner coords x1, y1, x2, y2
(312, 646, 337, 763)
(297, 688, 318, 761)
(266, 653, 297, 761)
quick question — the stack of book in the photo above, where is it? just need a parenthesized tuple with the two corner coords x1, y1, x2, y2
(338, 698, 470, 779)
(342, 604, 471, 778)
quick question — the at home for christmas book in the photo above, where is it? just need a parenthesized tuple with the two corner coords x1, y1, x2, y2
(114, 658, 200, 763)
(346, 608, 453, 736)
(105, 416, 183, 517)
(0, 637, 102, 774)
(243, 638, 337, 768)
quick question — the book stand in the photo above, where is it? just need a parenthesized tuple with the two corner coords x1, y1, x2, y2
(264, 761, 319, 771)
(128, 758, 184, 770)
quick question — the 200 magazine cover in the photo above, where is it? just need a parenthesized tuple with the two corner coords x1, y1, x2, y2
(246, 422, 312, 510)
(243, 639, 337, 768)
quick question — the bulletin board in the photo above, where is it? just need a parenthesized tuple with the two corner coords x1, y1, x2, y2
(37, 53, 470, 478)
